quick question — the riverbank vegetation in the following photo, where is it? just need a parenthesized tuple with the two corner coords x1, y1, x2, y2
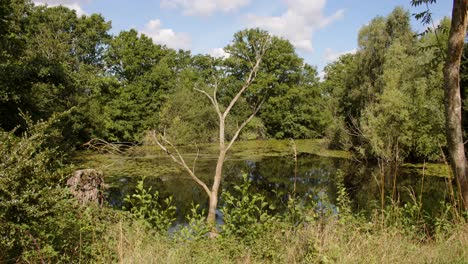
(2, 120, 467, 262)
(1, 0, 468, 262)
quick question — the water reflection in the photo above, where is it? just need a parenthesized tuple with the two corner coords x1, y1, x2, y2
(102, 153, 451, 221)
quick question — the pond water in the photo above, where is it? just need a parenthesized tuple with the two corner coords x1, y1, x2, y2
(73, 139, 453, 221)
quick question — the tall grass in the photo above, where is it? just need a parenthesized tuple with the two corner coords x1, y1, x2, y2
(93, 210, 467, 263)
(92, 174, 468, 264)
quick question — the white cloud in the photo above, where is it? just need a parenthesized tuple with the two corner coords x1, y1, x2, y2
(324, 48, 356, 62)
(141, 19, 192, 50)
(247, 0, 344, 53)
(209, 48, 230, 58)
(33, 0, 88, 16)
(161, 0, 251, 16)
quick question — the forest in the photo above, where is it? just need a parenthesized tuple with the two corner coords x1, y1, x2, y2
(1, 0, 468, 263)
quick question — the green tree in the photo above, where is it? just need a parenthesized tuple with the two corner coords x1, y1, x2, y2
(0, 0, 32, 130)
(323, 7, 446, 162)
(0, 2, 113, 147)
(103, 30, 183, 141)
(322, 54, 359, 149)
(158, 57, 220, 144)
(261, 64, 330, 138)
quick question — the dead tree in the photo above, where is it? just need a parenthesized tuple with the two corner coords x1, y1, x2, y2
(152, 31, 271, 236)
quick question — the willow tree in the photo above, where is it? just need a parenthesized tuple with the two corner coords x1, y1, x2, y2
(152, 29, 272, 234)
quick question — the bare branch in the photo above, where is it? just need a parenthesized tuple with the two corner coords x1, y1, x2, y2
(82, 138, 136, 154)
(223, 56, 261, 120)
(150, 131, 211, 198)
(194, 87, 216, 107)
(193, 144, 200, 174)
(223, 36, 270, 120)
(195, 80, 222, 119)
(226, 98, 265, 152)
(212, 75, 220, 112)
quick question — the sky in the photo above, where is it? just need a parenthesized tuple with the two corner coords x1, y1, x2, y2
(32, 0, 452, 74)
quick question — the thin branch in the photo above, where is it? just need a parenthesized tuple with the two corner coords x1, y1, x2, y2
(223, 56, 261, 119)
(223, 36, 270, 120)
(150, 131, 211, 198)
(193, 144, 200, 174)
(195, 81, 223, 119)
(194, 87, 216, 108)
(212, 75, 220, 112)
(226, 98, 265, 152)
(82, 138, 136, 154)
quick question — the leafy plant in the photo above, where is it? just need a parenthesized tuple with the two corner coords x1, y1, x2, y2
(220, 174, 275, 239)
(176, 203, 211, 241)
(123, 177, 176, 232)
(0, 113, 112, 263)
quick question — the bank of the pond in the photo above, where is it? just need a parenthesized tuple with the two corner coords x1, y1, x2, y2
(92, 198, 468, 264)
(72, 139, 453, 221)
(63, 139, 468, 263)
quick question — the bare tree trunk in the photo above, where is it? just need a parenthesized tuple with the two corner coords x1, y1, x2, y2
(207, 149, 225, 228)
(445, 0, 468, 210)
(207, 118, 226, 229)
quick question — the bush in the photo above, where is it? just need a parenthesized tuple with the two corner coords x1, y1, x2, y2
(220, 174, 276, 239)
(176, 203, 211, 241)
(123, 177, 176, 232)
(0, 114, 114, 263)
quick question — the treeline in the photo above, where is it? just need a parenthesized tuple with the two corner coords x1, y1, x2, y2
(0, 0, 328, 147)
(0, 1, 462, 162)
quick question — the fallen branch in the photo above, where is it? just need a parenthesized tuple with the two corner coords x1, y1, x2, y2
(82, 138, 137, 154)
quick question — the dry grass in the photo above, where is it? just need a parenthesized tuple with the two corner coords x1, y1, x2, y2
(92, 215, 468, 264)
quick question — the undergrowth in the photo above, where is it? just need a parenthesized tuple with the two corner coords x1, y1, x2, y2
(96, 174, 468, 264)
(1, 116, 467, 263)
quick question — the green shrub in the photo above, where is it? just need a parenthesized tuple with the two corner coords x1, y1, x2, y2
(0, 114, 114, 263)
(123, 177, 176, 232)
(220, 174, 276, 240)
(176, 203, 210, 241)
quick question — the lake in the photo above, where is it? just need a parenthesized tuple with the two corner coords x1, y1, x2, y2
(73, 139, 453, 221)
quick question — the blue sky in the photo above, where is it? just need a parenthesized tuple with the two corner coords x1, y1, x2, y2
(33, 0, 451, 73)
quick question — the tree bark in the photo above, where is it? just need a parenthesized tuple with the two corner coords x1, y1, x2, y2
(445, 0, 468, 210)
(207, 149, 225, 231)
(207, 116, 226, 235)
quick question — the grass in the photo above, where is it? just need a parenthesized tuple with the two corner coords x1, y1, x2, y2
(93, 210, 468, 264)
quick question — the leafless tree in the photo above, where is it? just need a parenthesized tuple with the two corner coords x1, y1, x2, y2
(152, 32, 271, 235)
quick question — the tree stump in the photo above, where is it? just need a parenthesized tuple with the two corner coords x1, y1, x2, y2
(67, 169, 105, 205)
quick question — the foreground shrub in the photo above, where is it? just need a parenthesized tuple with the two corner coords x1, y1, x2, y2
(123, 177, 176, 232)
(0, 115, 116, 263)
(220, 174, 276, 240)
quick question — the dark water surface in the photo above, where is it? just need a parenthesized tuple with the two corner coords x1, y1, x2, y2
(73, 140, 453, 220)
